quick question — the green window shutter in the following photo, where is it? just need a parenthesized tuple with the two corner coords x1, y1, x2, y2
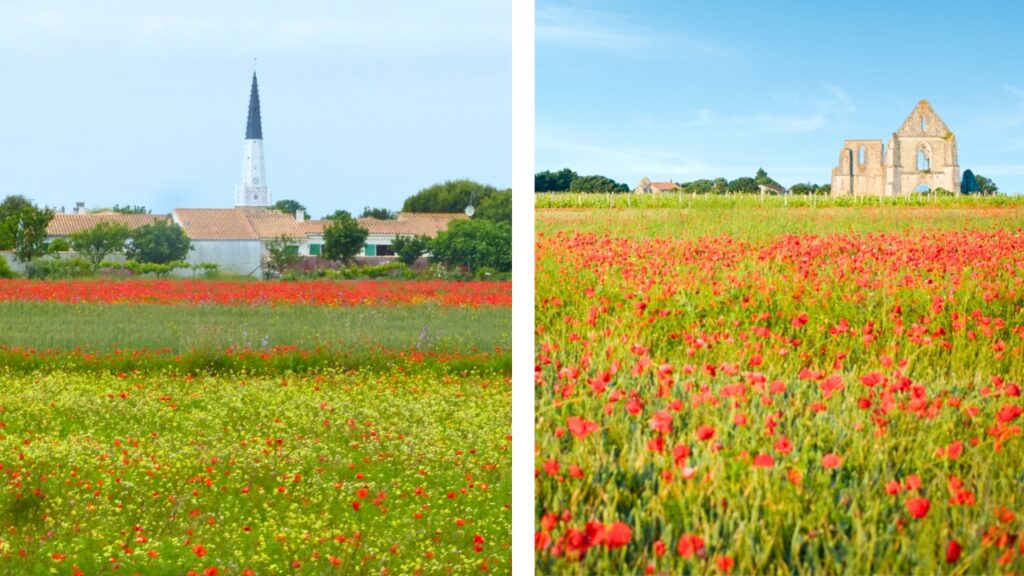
(285, 245, 299, 256)
(309, 243, 321, 256)
(364, 244, 376, 257)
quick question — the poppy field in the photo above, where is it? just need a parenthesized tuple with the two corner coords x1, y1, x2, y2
(0, 278, 511, 574)
(535, 203, 1024, 574)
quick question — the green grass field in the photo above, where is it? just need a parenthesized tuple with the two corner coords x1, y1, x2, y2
(0, 301, 509, 356)
(537, 194, 1024, 240)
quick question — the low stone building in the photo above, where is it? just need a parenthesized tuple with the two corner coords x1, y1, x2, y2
(831, 100, 960, 196)
(633, 177, 681, 194)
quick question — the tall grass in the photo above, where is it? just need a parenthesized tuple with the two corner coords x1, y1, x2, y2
(537, 194, 1024, 241)
(0, 301, 509, 355)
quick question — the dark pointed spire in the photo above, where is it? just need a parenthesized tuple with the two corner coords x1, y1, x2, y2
(245, 72, 263, 140)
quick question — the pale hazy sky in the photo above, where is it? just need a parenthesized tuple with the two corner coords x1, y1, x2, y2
(0, 1, 511, 217)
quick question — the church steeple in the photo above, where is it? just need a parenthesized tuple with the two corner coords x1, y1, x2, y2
(245, 72, 263, 140)
(235, 68, 270, 207)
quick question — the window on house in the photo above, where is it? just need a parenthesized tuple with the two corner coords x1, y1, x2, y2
(284, 245, 299, 256)
(920, 116, 927, 132)
(364, 244, 376, 257)
(858, 146, 865, 165)
(309, 243, 321, 256)
(376, 244, 395, 257)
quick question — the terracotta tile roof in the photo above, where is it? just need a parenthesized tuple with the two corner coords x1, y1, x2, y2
(47, 213, 169, 237)
(650, 181, 680, 191)
(167, 209, 466, 241)
(243, 208, 306, 240)
(298, 219, 330, 235)
(301, 212, 467, 238)
(172, 208, 258, 240)
(359, 212, 467, 237)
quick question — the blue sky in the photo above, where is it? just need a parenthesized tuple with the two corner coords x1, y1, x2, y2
(0, 1, 510, 218)
(537, 0, 1024, 193)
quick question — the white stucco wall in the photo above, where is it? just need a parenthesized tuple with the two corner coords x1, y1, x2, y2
(234, 139, 270, 207)
(187, 240, 263, 278)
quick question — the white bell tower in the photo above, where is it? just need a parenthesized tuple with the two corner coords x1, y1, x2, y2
(235, 71, 271, 207)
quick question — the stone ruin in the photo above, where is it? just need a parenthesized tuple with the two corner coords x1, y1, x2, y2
(831, 100, 960, 196)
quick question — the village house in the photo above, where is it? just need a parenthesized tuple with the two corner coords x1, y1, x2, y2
(633, 177, 681, 194)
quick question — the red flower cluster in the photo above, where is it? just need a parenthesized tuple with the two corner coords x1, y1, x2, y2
(0, 279, 510, 307)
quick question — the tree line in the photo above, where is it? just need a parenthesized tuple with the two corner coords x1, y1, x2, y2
(537, 167, 1000, 196)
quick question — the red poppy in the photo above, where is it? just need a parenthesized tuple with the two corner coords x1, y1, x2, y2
(695, 425, 716, 441)
(567, 416, 599, 439)
(677, 533, 706, 558)
(605, 522, 632, 549)
(752, 453, 775, 468)
(905, 497, 930, 519)
(821, 453, 842, 469)
(946, 540, 962, 563)
(773, 436, 793, 454)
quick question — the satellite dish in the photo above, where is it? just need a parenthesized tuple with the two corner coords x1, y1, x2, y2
(465, 205, 475, 217)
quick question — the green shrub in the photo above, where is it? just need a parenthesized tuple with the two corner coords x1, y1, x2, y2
(48, 238, 70, 253)
(24, 257, 93, 279)
(0, 256, 16, 279)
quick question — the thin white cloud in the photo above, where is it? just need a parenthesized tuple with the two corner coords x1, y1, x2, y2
(822, 84, 856, 115)
(536, 3, 724, 55)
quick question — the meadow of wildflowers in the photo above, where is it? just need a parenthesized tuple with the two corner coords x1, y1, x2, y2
(535, 202, 1024, 574)
(0, 279, 511, 573)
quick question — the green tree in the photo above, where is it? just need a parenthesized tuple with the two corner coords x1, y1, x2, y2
(360, 207, 397, 220)
(475, 190, 512, 223)
(271, 199, 309, 219)
(680, 180, 714, 195)
(1, 204, 54, 262)
(429, 219, 511, 273)
(69, 221, 131, 270)
(114, 204, 149, 214)
(0, 195, 34, 224)
(961, 169, 981, 195)
(728, 177, 758, 194)
(535, 168, 578, 192)
(0, 195, 36, 250)
(90, 204, 149, 214)
(975, 174, 999, 195)
(324, 209, 354, 220)
(322, 214, 369, 265)
(788, 183, 820, 195)
(754, 168, 781, 189)
(391, 234, 430, 266)
(263, 235, 301, 277)
(126, 219, 191, 264)
(568, 175, 629, 193)
(402, 180, 507, 213)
